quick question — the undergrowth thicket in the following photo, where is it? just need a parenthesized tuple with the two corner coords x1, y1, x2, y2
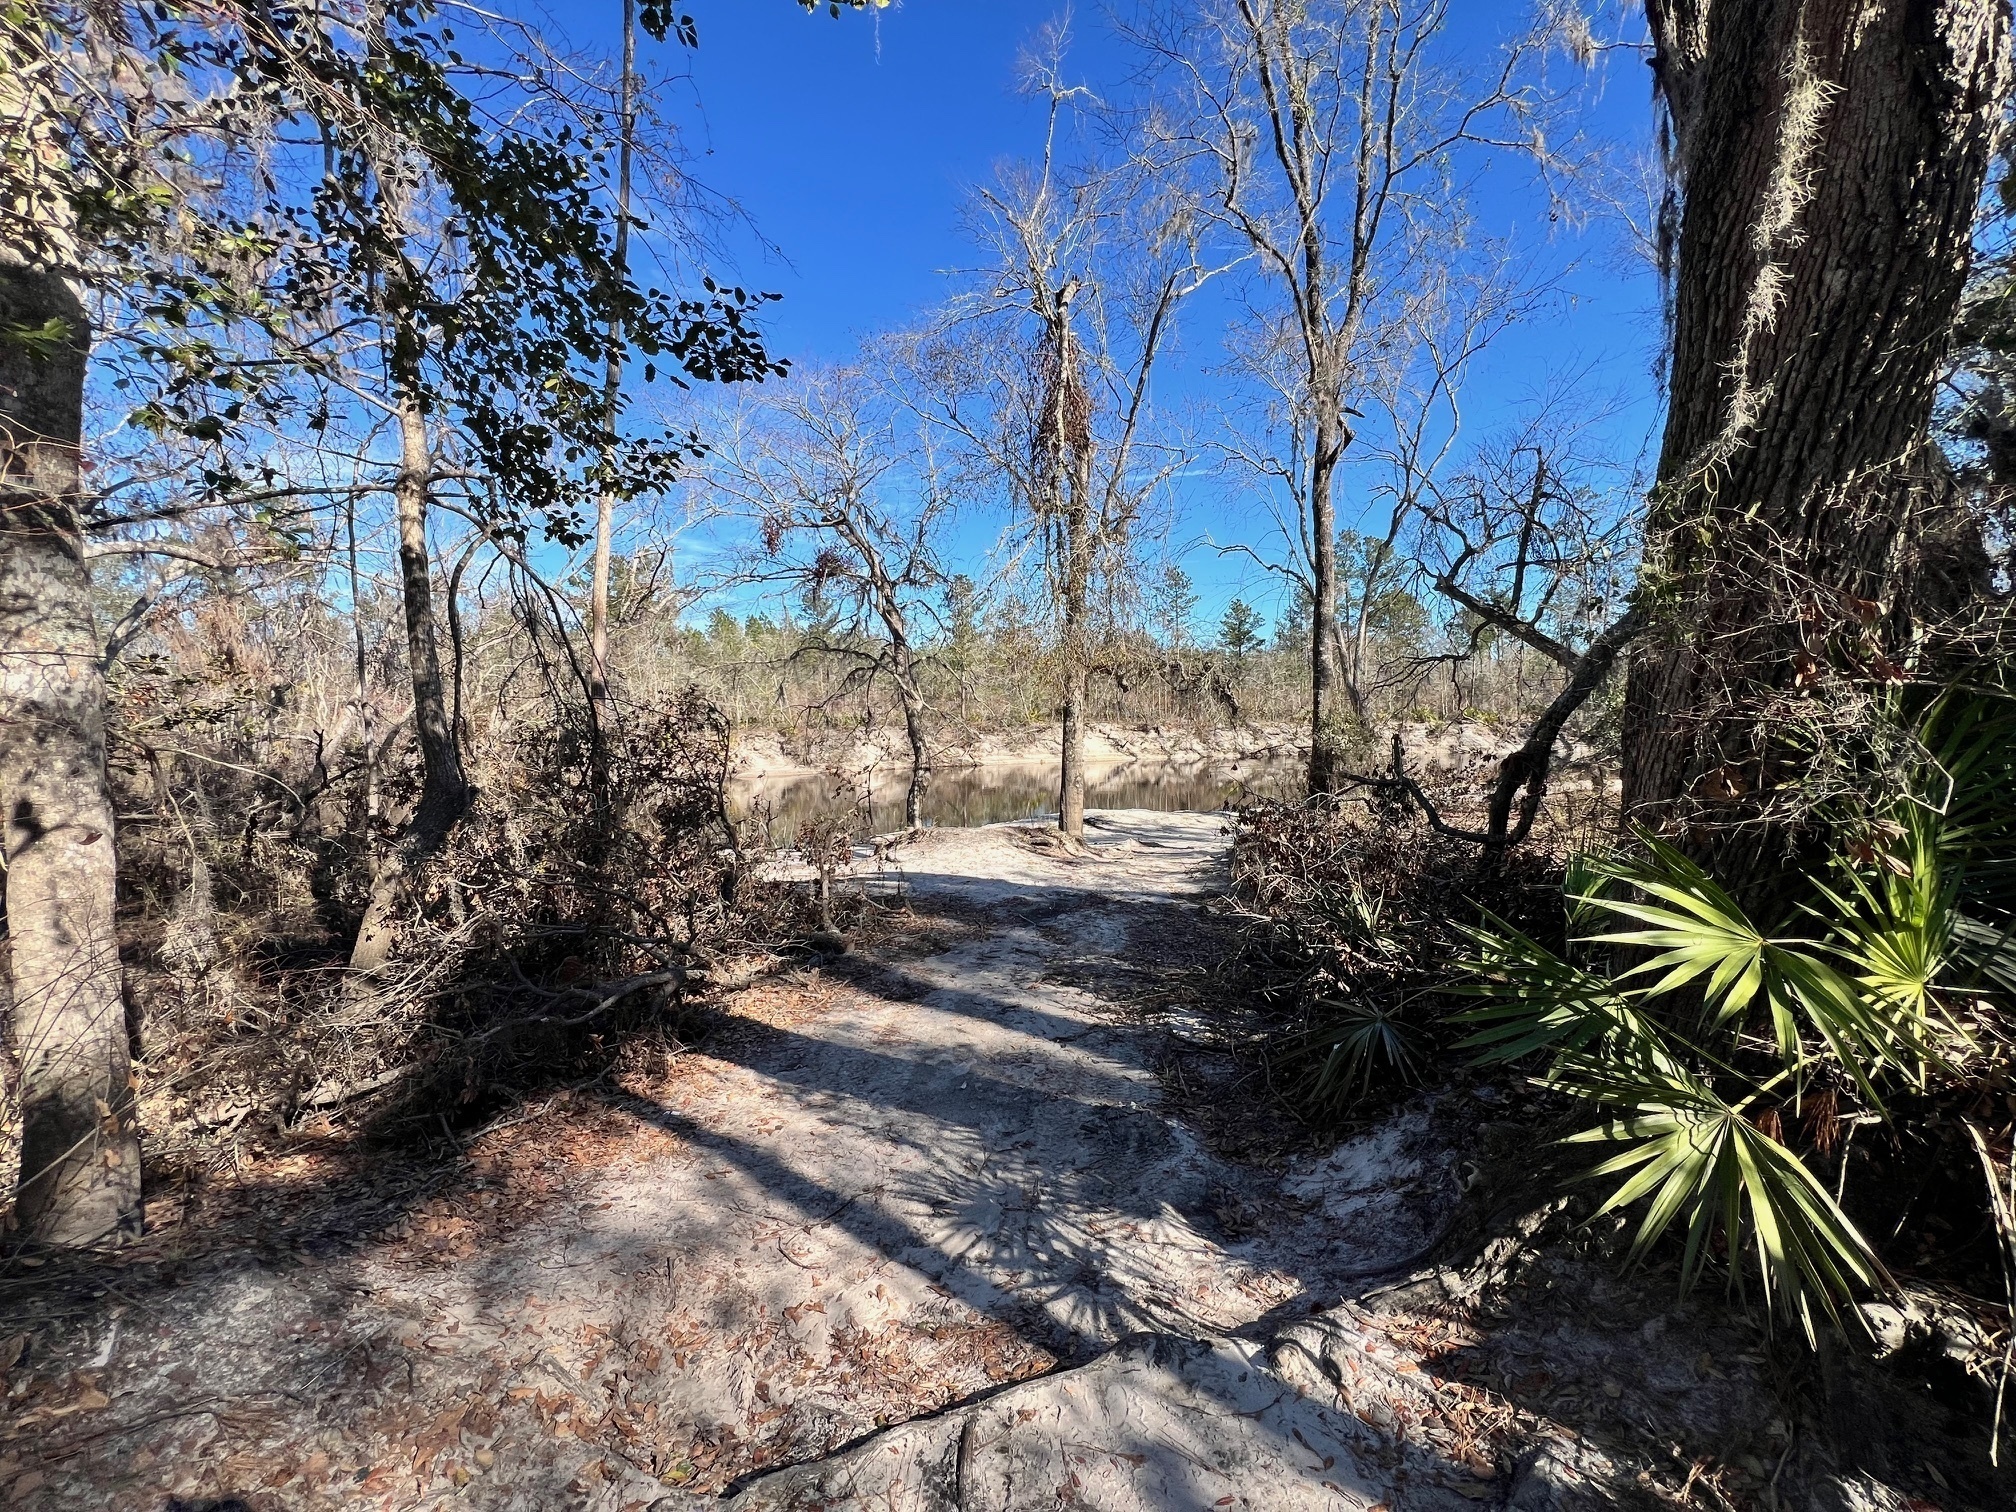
(1230, 690, 2016, 1431)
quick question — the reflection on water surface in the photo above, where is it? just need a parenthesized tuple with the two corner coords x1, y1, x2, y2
(734, 755, 1306, 842)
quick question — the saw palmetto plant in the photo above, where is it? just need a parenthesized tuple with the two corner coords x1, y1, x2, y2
(1455, 692, 2016, 1344)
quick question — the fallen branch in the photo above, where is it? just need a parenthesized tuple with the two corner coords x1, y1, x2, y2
(294, 967, 701, 1114)
(462, 967, 699, 1050)
(297, 1065, 412, 1112)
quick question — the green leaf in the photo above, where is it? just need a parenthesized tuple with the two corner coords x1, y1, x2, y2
(1562, 1066, 1890, 1341)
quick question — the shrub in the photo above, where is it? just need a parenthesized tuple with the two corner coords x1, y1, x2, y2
(1454, 692, 2016, 1343)
(1230, 793, 1562, 1121)
(106, 684, 764, 1181)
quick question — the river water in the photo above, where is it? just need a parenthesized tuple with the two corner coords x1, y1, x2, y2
(734, 755, 1306, 842)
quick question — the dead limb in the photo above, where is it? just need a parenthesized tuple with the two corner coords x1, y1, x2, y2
(296, 967, 700, 1114)
(1333, 602, 1646, 850)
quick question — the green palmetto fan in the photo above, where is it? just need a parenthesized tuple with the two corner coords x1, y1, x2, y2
(1562, 1070, 1893, 1344)
(1451, 840, 1921, 1338)
(1301, 996, 1421, 1115)
(1453, 688, 2013, 1343)
(1919, 689, 2016, 924)
(1578, 836, 1920, 1101)
(1915, 690, 2016, 995)
(1449, 916, 1656, 1067)
(1811, 803, 1978, 1080)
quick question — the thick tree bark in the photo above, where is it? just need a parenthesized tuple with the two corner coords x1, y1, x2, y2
(0, 265, 142, 1246)
(1624, 0, 2010, 859)
(348, 396, 472, 973)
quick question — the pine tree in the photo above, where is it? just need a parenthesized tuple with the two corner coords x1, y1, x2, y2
(1219, 597, 1264, 658)
(1149, 564, 1199, 649)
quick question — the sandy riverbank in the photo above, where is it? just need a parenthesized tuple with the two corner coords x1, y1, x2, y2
(729, 721, 1308, 782)
(730, 718, 1599, 788)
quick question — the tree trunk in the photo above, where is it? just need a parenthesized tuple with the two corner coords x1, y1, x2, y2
(588, 491, 615, 709)
(1058, 444, 1093, 840)
(1059, 654, 1087, 838)
(348, 396, 472, 973)
(1307, 414, 1346, 792)
(0, 265, 142, 1246)
(1044, 281, 1092, 842)
(901, 709, 930, 830)
(1623, 0, 2010, 862)
(344, 492, 381, 836)
(893, 658, 931, 831)
(1487, 604, 1648, 847)
(587, 0, 637, 736)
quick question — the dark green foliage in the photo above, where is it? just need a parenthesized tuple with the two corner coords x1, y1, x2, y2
(11, 1, 782, 545)
(1455, 692, 2016, 1341)
(1150, 564, 1199, 648)
(1219, 597, 1264, 657)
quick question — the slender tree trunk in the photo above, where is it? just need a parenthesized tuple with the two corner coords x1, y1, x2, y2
(1059, 438, 1096, 840)
(1623, 0, 2010, 862)
(1486, 604, 1648, 847)
(883, 628, 931, 830)
(588, 506, 615, 710)
(1307, 413, 1346, 792)
(348, 397, 472, 973)
(0, 265, 142, 1246)
(1042, 281, 1093, 841)
(344, 491, 379, 834)
(897, 671, 930, 830)
(1058, 599, 1087, 838)
(588, 0, 637, 730)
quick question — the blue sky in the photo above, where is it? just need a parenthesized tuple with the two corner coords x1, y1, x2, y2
(554, 0, 1669, 636)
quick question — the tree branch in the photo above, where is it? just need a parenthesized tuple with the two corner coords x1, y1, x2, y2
(1429, 572, 1576, 669)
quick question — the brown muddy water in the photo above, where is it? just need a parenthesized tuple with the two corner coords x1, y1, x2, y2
(733, 755, 1307, 842)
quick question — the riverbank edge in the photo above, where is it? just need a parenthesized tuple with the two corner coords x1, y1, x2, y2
(729, 717, 1582, 786)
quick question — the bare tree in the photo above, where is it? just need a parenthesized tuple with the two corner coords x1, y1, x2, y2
(1411, 408, 1648, 845)
(915, 36, 1210, 840)
(708, 369, 951, 829)
(1127, 0, 1576, 791)
(1216, 267, 1539, 723)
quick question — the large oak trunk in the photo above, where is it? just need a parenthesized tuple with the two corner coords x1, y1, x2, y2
(0, 265, 143, 1245)
(1623, 0, 2009, 864)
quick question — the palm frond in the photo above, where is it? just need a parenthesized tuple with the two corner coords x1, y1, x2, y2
(1300, 996, 1421, 1114)
(1574, 833, 1901, 1085)
(1453, 831, 1912, 1338)
(1450, 915, 1656, 1068)
(1561, 1061, 1891, 1342)
(1917, 687, 2016, 928)
(1812, 805, 1974, 1078)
